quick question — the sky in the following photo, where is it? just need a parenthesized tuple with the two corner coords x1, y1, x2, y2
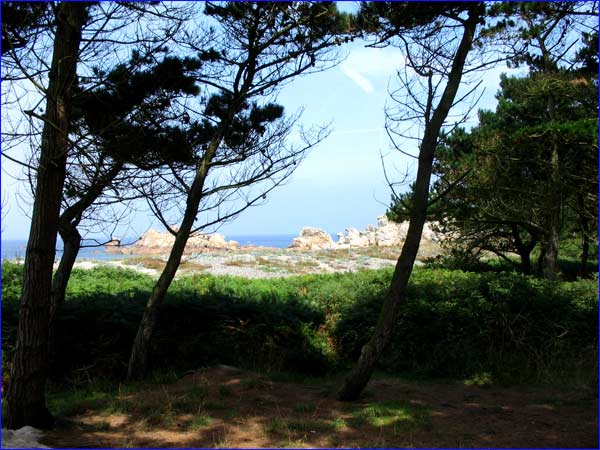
(0, 3, 519, 241)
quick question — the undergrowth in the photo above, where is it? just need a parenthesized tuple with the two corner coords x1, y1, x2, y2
(2, 261, 597, 390)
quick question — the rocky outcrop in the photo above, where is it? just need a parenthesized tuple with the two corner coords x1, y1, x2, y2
(105, 229, 239, 255)
(337, 216, 444, 248)
(289, 227, 335, 250)
(337, 216, 410, 247)
(289, 216, 444, 250)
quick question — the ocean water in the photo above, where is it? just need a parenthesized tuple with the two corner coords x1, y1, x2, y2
(1, 234, 302, 261)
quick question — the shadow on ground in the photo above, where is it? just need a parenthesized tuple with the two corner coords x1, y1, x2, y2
(43, 365, 597, 448)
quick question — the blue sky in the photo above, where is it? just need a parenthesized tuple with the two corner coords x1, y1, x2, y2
(1, 3, 517, 241)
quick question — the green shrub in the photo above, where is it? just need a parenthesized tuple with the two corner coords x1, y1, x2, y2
(333, 269, 597, 384)
(2, 262, 596, 386)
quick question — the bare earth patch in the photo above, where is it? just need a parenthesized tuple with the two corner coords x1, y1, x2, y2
(42, 366, 597, 448)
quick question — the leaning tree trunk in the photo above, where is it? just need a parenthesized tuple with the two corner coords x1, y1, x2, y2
(49, 163, 123, 334)
(127, 138, 221, 380)
(336, 6, 481, 401)
(50, 224, 81, 323)
(48, 223, 81, 367)
(5, 3, 87, 430)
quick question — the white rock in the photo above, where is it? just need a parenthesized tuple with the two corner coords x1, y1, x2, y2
(289, 227, 335, 250)
(2, 426, 49, 448)
(105, 228, 239, 255)
(335, 215, 442, 248)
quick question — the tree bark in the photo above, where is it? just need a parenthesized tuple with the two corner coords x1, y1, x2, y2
(49, 224, 81, 323)
(541, 145, 561, 279)
(127, 137, 221, 380)
(511, 225, 535, 275)
(5, 3, 87, 430)
(336, 5, 482, 401)
(576, 194, 591, 278)
(48, 223, 81, 367)
(49, 162, 123, 323)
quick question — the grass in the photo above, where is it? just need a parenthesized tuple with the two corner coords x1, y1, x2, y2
(224, 255, 322, 273)
(40, 365, 597, 448)
(345, 400, 431, 430)
(293, 402, 318, 414)
(266, 417, 335, 434)
(464, 371, 494, 387)
(188, 411, 214, 430)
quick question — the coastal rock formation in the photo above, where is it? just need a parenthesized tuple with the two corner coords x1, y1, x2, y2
(337, 216, 410, 247)
(289, 216, 444, 250)
(289, 227, 335, 250)
(105, 228, 239, 255)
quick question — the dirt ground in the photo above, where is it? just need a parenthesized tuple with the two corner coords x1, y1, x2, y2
(42, 366, 598, 448)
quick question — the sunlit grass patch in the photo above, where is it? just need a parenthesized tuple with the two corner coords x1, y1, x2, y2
(140, 405, 177, 429)
(48, 389, 113, 417)
(265, 417, 288, 434)
(346, 400, 431, 430)
(188, 411, 213, 430)
(464, 371, 493, 387)
(265, 417, 334, 434)
(331, 417, 347, 430)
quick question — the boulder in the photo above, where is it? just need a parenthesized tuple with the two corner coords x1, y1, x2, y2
(289, 227, 335, 250)
(2, 426, 48, 448)
(104, 239, 122, 253)
(336, 227, 370, 247)
(335, 215, 442, 248)
(105, 228, 239, 255)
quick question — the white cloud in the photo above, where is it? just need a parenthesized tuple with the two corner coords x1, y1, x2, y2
(340, 66, 374, 93)
(340, 44, 404, 94)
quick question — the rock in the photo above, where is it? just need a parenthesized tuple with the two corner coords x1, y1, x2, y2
(2, 426, 48, 448)
(337, 227, 370, 247)
(335, 215, 442, 248)
(105, 228, 239, 255)
(104, 239, 121, 253)
(289, 227, 335, 250)
(290, 216, 444, 250)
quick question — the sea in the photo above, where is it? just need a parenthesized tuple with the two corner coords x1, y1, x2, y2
(0, 234, 301, 261)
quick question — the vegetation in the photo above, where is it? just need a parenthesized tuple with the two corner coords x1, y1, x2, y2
(2, 0, 597, 436)
(2, 261, 596, 389)
(388, 5, 598, 281)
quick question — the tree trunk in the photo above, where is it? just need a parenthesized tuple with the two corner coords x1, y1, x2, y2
(5, 4, 87, 430)
(580, 234, 590, 278)
(48, 224, 81, 366)
(127, 137, 221, 380)
(336, 6, 482, 401)
(50, 225, 81, 323)
(511, 225, 535, 275)
(536, 245, 546, 275)
(541, 145, 561, 279)
(576, 194, 591, 278)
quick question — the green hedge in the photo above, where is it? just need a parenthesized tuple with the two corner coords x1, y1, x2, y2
(1, 262, 597, 385)
(334, 269, 597, 382)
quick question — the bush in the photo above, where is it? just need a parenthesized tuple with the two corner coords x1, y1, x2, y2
(2, 262, 596, 386)
(333, 269, 598, 384)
